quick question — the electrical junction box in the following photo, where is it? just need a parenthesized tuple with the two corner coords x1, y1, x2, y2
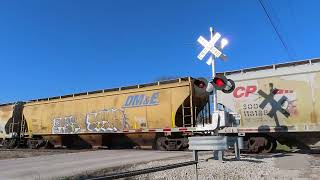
(211, 110, 241, 130)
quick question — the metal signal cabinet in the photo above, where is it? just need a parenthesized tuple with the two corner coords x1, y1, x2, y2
(217, 58, 320, 152)
(19, 77, 209, 149)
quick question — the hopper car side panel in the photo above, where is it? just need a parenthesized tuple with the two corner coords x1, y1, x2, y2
(0, 77, 210, 150)
(219, 72, 318, 131)
(23, 83, 191, 136)
(218, 59, 320, 152)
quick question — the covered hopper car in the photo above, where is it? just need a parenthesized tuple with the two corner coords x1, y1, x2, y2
(218, 58, 320, 152)
(0, 77, 214, 150)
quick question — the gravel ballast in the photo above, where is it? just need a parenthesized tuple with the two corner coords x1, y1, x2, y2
(128, 153, 278, 180)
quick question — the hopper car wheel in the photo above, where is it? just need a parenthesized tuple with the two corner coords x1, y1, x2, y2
(247, 137, 266, 153)
(155, 137, 187, 151)
(248, 138, 259, 153)
(156, 137, 167, 151)
(2, 139, 17, 149)
(248, 136, 277, 153)
(27, 139, 47, 149)
(261, 137, 277, 153)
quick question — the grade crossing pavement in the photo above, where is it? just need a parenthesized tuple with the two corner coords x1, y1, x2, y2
(0, 150, 191, 180)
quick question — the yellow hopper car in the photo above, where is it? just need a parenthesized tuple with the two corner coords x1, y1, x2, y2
(0, 77, 210, 150)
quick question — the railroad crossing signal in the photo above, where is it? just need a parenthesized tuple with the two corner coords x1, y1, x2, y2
(196, 27, 229, 111)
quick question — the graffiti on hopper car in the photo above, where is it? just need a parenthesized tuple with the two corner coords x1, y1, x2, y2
(85, 108, 129, 132)
(51, 108, 129, 133)
(52, 116, 81, 134)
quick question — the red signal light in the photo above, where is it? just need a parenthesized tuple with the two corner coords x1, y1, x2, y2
(209, 74, 236, 93)
(215, 78, 225, 87)
(212, 75, 227, 90)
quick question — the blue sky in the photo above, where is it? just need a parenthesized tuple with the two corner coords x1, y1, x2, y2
(0, 0, 319, 103)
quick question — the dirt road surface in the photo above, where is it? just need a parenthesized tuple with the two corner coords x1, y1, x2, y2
(0, 149, 90, 160)
(0, 149, 190, 180)
(1, 149, 320, 180)
(270, 152, 320, 179)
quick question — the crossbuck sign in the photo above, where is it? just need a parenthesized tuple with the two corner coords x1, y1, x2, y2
(197, 31, 227, 65)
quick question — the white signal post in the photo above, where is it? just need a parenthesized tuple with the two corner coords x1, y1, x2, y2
(209, 27, 218, 112)
(197, 27, 228, 112)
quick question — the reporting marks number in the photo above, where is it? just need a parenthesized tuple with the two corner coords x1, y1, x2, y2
(123, 92, 159, 108)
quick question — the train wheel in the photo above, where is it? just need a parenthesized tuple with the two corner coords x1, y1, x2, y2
(27, 139, 37, 149)
(27, 139, 47, 149)
(248, 138, 258, 153)
(156, 137, 188, 151)
(247, 137, 266, 153)
(2, 139, 17, 149)
(261, 137, 277, 153)
(156, 137, 167, 151)
(271, 139, 277, 152)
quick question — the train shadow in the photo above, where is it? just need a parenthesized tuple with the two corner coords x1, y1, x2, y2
(285, 148, 320, 155)
(202, 151, 293, 163)
(222, 157, 265, 163)
(240, 152, 291, 159)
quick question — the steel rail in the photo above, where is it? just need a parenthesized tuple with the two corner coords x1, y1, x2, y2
(87, 161, 198, 180)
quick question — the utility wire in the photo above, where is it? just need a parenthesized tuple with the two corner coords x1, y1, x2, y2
(265, 0, 297, 58)
(264, 0, 280, 26)
(257, 0, 293, 60)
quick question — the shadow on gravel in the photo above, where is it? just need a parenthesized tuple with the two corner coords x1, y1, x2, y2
(239, 152, 292, 160)
(273, 148, 320, 156)
(204, 157, 264, 163)
(237, 148, 320, 162)
(224, 158, 264, 163)
(295, 149, 320, 154)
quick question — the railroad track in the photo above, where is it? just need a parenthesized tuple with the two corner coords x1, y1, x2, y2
(0, 148, 95, 152)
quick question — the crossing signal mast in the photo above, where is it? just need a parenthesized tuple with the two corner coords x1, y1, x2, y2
(190, 27, 243, 161)
(196, 27, 234, 109)
(196, 27, 235, 129)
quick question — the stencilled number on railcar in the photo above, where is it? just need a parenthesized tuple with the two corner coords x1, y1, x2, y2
(241, 103, 268, 117)
(243, 103, 259, 110)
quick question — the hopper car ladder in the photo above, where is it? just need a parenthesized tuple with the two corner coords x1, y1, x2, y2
(8, 117, 19, 137)
(182, 98, 194, 127)
(8, 114, 26, 138)
(19, 116, 26, 138)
